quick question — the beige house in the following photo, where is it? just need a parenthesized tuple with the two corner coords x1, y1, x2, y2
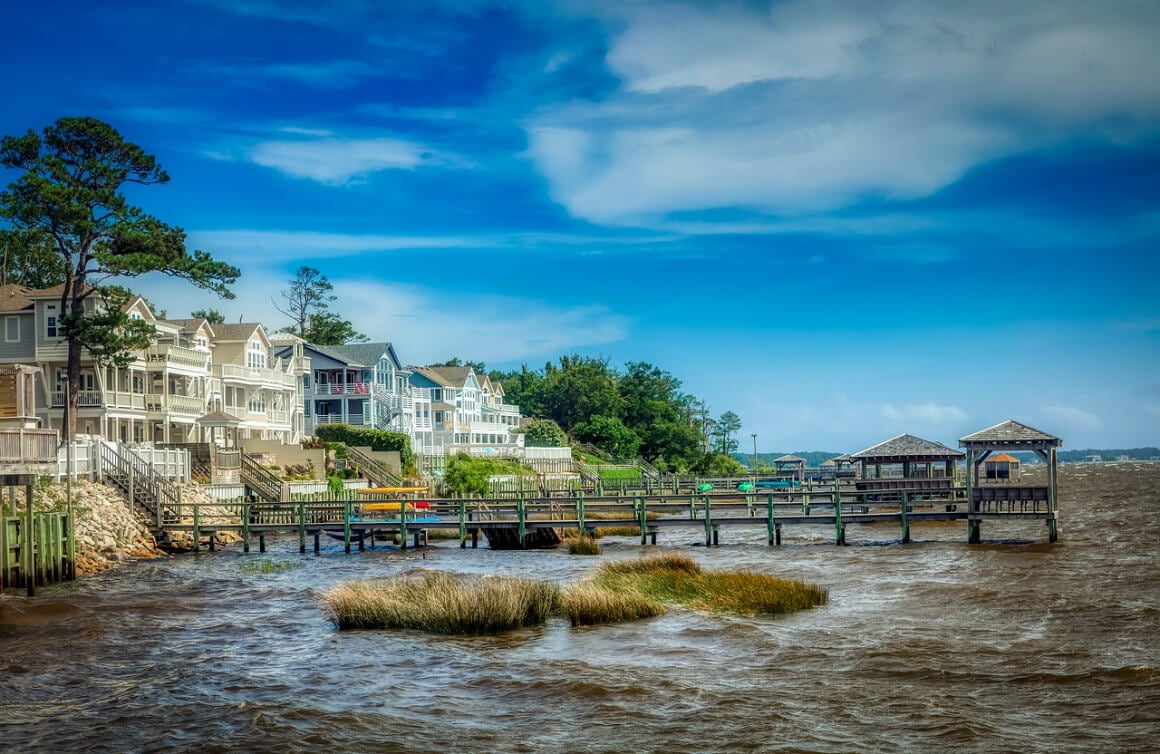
(0, 284, 304, 445)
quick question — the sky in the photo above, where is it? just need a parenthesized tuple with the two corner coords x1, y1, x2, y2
(1, 0, 1158, 453)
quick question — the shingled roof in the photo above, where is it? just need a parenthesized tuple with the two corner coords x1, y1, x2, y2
(959, 420, 1061, 449)
(850, 433, 964, 461)
(774, 454, 806, 463)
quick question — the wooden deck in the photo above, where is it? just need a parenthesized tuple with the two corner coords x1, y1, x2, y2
(163, 483, 1058, 553)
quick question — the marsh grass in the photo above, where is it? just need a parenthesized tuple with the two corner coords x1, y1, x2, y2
(322, 571, 559, 634)
(559, 583, 666, 627)
(564, 533, 602, 555)
(593, 552, 827, 616)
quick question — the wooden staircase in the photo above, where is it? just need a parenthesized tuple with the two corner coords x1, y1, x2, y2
(98, 441, 181, 528)
(240, 454, 284, 502)
(344, 445, 403, 487)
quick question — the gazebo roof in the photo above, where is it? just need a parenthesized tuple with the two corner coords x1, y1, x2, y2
(850, 433, 965, 462)
(960, 420, 1061, 449)
(988, 452, 1020, 464)
(773, 454, 805, 463)
(196, 409, 244, 427)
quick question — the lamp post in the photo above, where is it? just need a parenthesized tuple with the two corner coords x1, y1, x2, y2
(751, 433, 758, 477)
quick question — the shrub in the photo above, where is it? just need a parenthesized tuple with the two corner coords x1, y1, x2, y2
(565, 533, 602, 555)
(559, 583, 665, 627)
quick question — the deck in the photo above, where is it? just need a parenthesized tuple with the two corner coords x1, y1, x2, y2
(163, 482, 1057, 553)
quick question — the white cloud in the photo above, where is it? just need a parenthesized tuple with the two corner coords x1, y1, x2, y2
(133, 270, 628, 365)
(881, 402, 968, 424)
(526, 1, 1160, 225)
(1043, 405, 1100, 429)
(187, 229, 492, 261)
(248, 136, 432, 183)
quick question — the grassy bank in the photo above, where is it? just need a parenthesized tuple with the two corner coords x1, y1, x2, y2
(323, 552, 826, 633)
(592, 552, 828, 616)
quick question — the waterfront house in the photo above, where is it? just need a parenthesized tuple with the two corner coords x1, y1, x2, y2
(408, 365, 522, 457)
(0, 284, 303, 445)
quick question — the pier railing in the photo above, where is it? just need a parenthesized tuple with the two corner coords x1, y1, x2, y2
(153, 480, 1056, 551)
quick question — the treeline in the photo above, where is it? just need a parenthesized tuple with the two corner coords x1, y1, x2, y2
(487, 356, 743, 475)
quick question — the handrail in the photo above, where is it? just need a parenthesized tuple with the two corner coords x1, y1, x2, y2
(98, 441, 181, 526)
(344, 445, 403, 487)
(240, 454, 284, 502)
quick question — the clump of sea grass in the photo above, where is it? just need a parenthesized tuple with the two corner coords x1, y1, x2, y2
(593, 552, 827, 616)
(559, 583, 666, 626)
(565, 532, 602, 555)
(322, 570, 559, 634)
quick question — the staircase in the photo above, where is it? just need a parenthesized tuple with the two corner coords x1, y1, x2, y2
(635, 457, 662, 485)
(240, 454, 284, 502)
(98, 442, 181, 528)
(344, 445, 403, 487)
(574, 460, 601, 490)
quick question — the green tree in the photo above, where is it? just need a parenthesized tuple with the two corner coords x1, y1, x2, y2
(572, 414, 640, 460)
(715, 410, 742, 454)
(696, 452, 747, 476)
(304, 310, 369, 345)
(275, 266, 365, 343)
(489, 364, 545, 418)
(540, 354, 623, 432)
(0, 226, 65, 288)
(432, 356, 487, 374)
(190, 308, 225, 324)
(522, 418, 568, 447)
(0, 117, 239, 440)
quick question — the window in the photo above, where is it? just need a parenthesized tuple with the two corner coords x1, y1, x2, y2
(249, 391, 266, 413)
(247, 340, 265, 369)
(4, 316, 17, 342)
(46, 312, 57, 338)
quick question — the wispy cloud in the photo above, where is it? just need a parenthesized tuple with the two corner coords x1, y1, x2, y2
(184, 59, 381, 88)
(526, 1, 1160, 226)
(881, 402, 968, 424)
(1043, 405, 1100, 429)
(244, 136, 436, 184)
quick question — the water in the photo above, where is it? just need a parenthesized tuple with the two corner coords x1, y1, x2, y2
(2, 464, 1158, 753)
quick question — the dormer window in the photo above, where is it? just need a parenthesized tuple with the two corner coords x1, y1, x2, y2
(247, 340, 266, 369)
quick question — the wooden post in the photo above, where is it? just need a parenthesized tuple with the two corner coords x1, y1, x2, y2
(803, 492, 811, 515)
(832, 484, 845, 546)
(638, 495, 648, 545)
(517, 492, 526, 548)
(242, 502, 251, 553)
(298, 501, 306, 554)
(900, 490, 910, 544)
(471, 528, 479, 548)
(703, 494, 712, 547)
(343, 499, 351, 554)
(576, 490, 585, 539)
(459, 498, 467, 549)
(193, 503, 201, 553)
(400, 499, 408, 550)
(766, 493, 776, 546)
(966, 449, 980, 544)
(25, 484, 35, 596)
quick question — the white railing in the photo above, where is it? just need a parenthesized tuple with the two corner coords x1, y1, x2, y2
(523, 446, 573, 460)
(50, 390, 103, 407)
(316, 382, 372, 396)
(0, 428, 58, 464)
(106, 391, 146, 409)
(120, 444, 191, 483)
(266, 410, 290, 425)
(145, 344, 211, 371)
(145, 394, 205, 415)
(215, 364, 297, 388)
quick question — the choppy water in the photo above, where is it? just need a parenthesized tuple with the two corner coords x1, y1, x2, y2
(2, 463, 1158, 753)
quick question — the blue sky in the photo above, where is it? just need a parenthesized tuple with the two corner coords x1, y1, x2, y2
(2, 0, 1158, 452)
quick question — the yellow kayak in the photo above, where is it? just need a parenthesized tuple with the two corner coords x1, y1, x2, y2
(360, 501, 432, 512)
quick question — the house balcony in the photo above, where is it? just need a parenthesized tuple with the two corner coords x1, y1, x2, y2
(215, 364, 297, 389)
(145, 393, 206, 416)
(105, 391, 146, 410)
(50, 390, 103, 408)
(0, 427, 58, 476)
(145, 344, 211, 373)
(314, 381, 373, 396)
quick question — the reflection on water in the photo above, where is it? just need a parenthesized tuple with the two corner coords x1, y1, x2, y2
(2, 464, 1158, 753)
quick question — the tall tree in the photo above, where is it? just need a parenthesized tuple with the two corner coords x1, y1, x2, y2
(274, 265, 365, 343)
(0, 117, 239, 440)
(540, 354, 623, 433)
(190, 308, 225, 324)
(432, 356, 487, 374)
(715, 410, 743, 454)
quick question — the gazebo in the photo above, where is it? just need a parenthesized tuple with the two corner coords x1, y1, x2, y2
(959, 419, 1062, 543)
(849, 434, 964, 494)
(772, 454, 806, 482)
(982, 452, 1021, 483)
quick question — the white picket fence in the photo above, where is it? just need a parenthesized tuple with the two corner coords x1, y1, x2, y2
(51, 440, 190, 484)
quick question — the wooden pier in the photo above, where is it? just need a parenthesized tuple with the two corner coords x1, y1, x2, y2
(161, 480, 1058, 554)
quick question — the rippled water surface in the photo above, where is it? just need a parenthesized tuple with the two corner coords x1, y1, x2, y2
(3, 463, 1158, 753)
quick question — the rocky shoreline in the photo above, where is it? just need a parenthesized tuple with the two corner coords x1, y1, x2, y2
(21, 479, 240, 577)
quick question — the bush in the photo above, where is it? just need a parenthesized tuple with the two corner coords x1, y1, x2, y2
(559, 583, 665, 627)
(313, 423, 413, 469)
